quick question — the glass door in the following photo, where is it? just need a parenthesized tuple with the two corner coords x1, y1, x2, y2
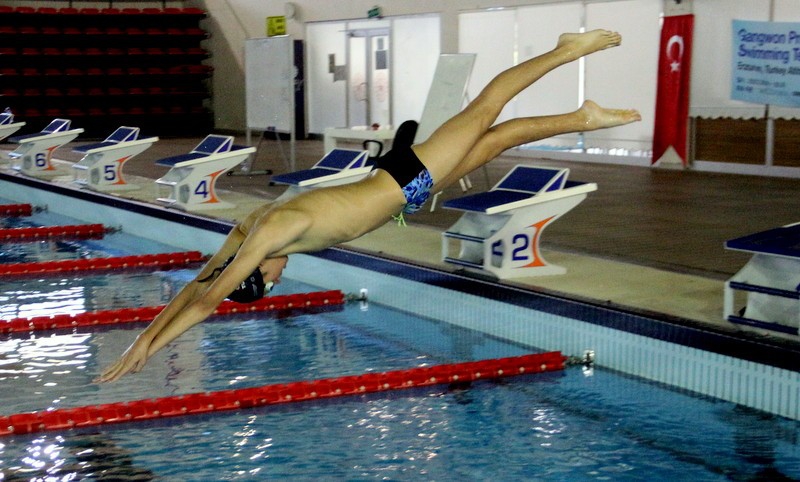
(347, 28, 390, 128)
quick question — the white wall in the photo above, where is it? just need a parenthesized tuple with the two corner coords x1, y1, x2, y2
(392, 15, 441, 129)
(13, 0, 796, 167)
(458, 1, 658, 153)
(188, 0, 798, 142)
(306, 22, 348, 133)
(584, 0, 660, 152)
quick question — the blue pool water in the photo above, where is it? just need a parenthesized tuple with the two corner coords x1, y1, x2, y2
(1, 202, 800, 480)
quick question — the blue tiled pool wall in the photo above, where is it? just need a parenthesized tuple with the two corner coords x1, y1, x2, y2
(288, 252, 800, 420)
(0, 174, 229, 254)
(3, 174, 799, 420)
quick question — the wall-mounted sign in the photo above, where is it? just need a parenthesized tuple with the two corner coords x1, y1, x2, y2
(267, 16, 287, 37)
(731, 19, 800, 107)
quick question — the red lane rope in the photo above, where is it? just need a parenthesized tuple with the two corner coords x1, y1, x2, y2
(0, 224, 107, 241)
(0, 351, 565, 437)
(1, 290, 345, 334)
(0, 251, 208, 276)
(0, 204, 33, 217)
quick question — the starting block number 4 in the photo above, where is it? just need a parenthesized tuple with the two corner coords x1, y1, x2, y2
(184, 169, 226, 205)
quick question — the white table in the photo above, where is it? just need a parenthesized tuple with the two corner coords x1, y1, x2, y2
(323, 126, 396, 154)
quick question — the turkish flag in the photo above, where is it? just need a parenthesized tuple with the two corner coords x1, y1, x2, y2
(652, 15, 694, 166)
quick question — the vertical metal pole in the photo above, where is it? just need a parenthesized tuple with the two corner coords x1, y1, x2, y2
(764, 0, 775, 168)
(290, 38, 296, 171)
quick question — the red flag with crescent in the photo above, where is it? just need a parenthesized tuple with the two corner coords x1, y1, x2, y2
(652, 14, 694, 166)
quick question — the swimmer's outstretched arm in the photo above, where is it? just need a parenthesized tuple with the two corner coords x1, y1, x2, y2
(96, 207, 310, 382)
(142, 210, 311, 355)
(95, 224, 248, 383)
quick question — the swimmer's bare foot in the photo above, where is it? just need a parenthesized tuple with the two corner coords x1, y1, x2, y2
(579, 100, 641, 130)
(557, 30, 622, 61)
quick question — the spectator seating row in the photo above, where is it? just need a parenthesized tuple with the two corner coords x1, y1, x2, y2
(0, 25, 207, 36)
(0, 7, 206, 31)
(0, 65, 212, 78)
(1, 7, 211, 137)
(2, 87, 206, 98)
(0, 6, 205, 14)
(0, 25, 208, 48)
(0, 47, 209, 66)
(5, 107, 211, 139)
(0, 6, 206, 21)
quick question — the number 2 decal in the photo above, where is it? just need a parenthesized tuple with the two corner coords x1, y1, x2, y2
(511, 234, 529, 261)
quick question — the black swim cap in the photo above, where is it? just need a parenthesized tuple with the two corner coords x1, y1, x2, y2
(220, 255, 273, 303)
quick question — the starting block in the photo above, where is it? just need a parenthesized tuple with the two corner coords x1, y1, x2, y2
(724, 222, 800, 337)
(441, 165, 597, 279)
(271, 148, 371, 200)
(0, 110, 25, 143)
(72, 126, 159, 191)
(8, 118, 84, 176)
(155, 135, 255, 211)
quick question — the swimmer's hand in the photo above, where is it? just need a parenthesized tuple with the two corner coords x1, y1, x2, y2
(94, 334, 152, 383)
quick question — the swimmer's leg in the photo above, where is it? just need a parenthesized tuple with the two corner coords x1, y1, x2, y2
(434, 100, 641, 192)
(414, 30, 622, 185)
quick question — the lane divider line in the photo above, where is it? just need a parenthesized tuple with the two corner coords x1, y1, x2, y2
(1, 290, 345, 334)
(0, 204, 34, 217)
(0, 223, 108, 241)
(0, 251, 208, 276)
(0, 351, 566, 437)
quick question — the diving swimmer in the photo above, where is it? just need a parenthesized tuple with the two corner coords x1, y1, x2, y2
(97, 29, 641, 382)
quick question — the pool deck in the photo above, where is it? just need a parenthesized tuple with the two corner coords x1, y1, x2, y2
(1, 136, 798, 345)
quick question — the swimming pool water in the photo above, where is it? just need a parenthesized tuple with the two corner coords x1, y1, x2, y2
(1, 204, 799, 480)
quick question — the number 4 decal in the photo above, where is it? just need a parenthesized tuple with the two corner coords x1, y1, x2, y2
(194, 180, 209, 198)
(197, 169, 226, 204)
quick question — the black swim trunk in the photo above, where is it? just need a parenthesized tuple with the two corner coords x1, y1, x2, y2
(374, 145, 433, 214)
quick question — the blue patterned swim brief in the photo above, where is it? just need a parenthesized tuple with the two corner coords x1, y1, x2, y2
(374, 145, 434, 215)
(400, 168, 434, 214)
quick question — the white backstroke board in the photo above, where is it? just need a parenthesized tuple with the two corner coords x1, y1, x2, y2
(415, 54, 476, 143)
(245, 36, 294, 133)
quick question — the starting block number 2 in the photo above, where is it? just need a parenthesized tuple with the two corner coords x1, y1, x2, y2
(491, 218, 554, 269)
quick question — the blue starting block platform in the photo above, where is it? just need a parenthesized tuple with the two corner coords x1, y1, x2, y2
(441, 165, 596, 279)
(72, 126, 159, 192)
(271, 148, 371, 199)
(154, 135, 255, 211)
(0, 110, 25, 143)
(8, 118, 84, 176)
(724, 222, 800, 337)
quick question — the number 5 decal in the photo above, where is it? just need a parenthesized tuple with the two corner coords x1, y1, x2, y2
(104, 164, 117, 182)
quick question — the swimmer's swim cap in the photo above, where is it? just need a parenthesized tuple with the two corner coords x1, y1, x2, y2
(221, 255, 274, 303)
